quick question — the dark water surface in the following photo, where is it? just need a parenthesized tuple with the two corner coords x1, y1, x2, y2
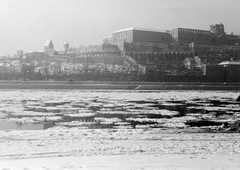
(0, 90, 239, 130)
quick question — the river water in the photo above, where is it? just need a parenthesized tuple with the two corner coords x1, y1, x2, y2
(0, 90, 239, 130)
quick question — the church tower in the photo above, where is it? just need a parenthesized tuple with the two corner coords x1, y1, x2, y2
(44, 40, 55, 56)
(63, 41, 69, 53)
(210, 23, 225, 36)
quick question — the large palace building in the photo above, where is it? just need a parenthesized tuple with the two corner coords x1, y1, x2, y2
(110, 27, 172, 52)
(103, 27, 172, 52)
(171, 27, 212, 45)
(103, 23, 240, 53)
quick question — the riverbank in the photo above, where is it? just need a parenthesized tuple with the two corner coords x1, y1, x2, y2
(1, 154, 240, 170)
(0, 80, 240, 90)
(0, 128, 240, 169)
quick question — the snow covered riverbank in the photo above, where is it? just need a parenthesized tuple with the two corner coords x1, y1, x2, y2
(0, 129, 240, 169)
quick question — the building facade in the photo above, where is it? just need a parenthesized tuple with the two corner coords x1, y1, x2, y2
(171, 28, 212, 45)
(44, 40, 55, 56)
(103, 36, 113, 44)
(110, 27, 172, 52)
(219, 61, 240, 82)
(210, 23, 225, 36)
(63, 41, 69, 53)
(212, 34, 239, 46)
(210, 24, 239, 46)
(105, 23, 240, 53)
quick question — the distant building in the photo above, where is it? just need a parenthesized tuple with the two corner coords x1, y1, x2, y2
(219, 61, 240, 82)
(204, 61, 240, 82)
(171, 28, 212, 45)
(21, 64, 35, 80)
(111, 27, 172, 52)
(44, 40, 56, 56)
(212, 33, 239, 46)
(63, 41, 69, 53)
(102, 36, 118, 51)
(105, 23, 240, 53)
(103, 36, 113, 44)
(210, 23, 225, 36)
(210, 24, 239, 46)
(101, 44, 119, 51)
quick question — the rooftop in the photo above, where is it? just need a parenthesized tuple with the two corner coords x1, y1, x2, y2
(63, 41, 69, 45)
(113, 27, 169, 33)
(104, 36, 113, 39)
(44, 40, 54, 49)
(219, 61, 240, 66)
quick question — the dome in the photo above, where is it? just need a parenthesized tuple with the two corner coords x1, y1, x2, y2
(63, 41, 69, 45)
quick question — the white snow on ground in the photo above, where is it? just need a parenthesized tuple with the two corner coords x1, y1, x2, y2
(1, 154, 240, 170)
(0, 129, 240, 169)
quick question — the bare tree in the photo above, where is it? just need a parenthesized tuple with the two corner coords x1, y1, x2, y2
(17, 50, 25, 61)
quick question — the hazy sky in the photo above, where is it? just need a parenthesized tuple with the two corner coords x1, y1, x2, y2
(1, 0, 240, 56)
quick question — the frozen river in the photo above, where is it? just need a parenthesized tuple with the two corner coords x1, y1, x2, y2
(0, 90, 239, 130)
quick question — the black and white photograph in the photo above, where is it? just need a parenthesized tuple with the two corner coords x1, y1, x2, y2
(0, 0, 240, 169)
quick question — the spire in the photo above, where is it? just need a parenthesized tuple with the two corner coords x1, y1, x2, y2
(44, 40, 54, 49)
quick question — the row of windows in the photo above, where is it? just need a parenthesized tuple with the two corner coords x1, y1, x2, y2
(113, 31, 171, 40)
(134, 38, 171, 43)
(135, 35, 170, 40)
(178, 34, 211, 39)
(178, 37, 210, 41)
(178, 28, 210, 34)
(113, 32, 215, 44)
